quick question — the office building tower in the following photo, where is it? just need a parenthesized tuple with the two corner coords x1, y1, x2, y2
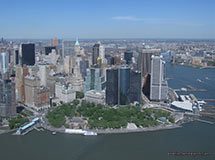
(15, 65, 29, 103)
(141, 49, 160, 77)
(130, 70, 141, 103)
(92, 43, 100, 66)
(62, 40, 74, 58)
(45, 46, 56, 55)
(21, 43, 35, 66)
(0, 78, 16, 117)
(14, 49, 19, 65)
(119, 66, 130, 105)
(142, 73, 151, 98)
(150, 56, 168, 101)
(24, 75, 49, 109)
(84, 67, 105, 92)
(106, 68, 119, 105)
(0, 52, 9, 74)
(52, 37, 59, 47)
(124, 50, 133, 65)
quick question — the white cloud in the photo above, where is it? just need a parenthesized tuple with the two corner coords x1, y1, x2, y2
(112, 16, 144, 21)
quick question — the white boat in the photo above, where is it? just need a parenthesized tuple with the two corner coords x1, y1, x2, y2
(197, 79, 202, 83)
(52, 132, 56, 135)
(84, 131, 97, 136)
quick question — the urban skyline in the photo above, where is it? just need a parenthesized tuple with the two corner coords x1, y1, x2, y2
(0, 0, 214, 39)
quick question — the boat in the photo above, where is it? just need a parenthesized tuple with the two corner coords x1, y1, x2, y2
(197, 79, 202, 83)
(52, 132, 56, 135)
(84, 131, 97, 136)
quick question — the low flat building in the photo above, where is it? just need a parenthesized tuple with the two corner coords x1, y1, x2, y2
(85, 90, 105, 105)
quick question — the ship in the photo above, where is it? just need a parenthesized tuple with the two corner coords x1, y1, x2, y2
(83, 131, 97, 136)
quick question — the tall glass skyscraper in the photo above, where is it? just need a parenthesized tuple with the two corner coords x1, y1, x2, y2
(0, 78, 16, 117)
(21, 43, 35, 66)
(106, 68, 119, 105)
(119, 66, 130, 105)
(0, 52, 9, 74)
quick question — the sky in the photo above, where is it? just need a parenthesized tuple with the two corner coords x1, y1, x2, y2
(0, 0, 214, 39)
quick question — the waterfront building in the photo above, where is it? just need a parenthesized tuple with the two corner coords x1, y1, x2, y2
(20, 43, 35, 66)
(141, 48, 160, 77)
(106, 66, 141, 105)
(85, 90, 105, 105)
(24, 75, 50, 109)
(150, 56, 168, 101)
(55, 82, 76, 103)
(0, 78, 16, 118)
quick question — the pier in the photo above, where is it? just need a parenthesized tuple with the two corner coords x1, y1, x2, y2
(196, 119, 214, 125)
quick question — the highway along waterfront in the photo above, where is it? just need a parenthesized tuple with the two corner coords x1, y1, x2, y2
(0, 64, 214, 160)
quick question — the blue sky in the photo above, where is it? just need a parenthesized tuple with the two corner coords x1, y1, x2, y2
(0, 0, 214, 39)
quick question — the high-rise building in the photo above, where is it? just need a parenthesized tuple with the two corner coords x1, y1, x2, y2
(21, 43, 35, 66)
(62, 41, 74, 58)
(0, 78, 16, 118)
(24, 75, 50, 109)
(106, 67, 118, 105)
(52, 37, 59, 47)
(141, 49, 160, 77)
(150, 56, 168, 101)
(119, 66, 130, 105)
(14, 49, 19, 65)
(15, 65, 29, 103)
(0, 52, 9, 74)
(45, 46, 56, 55)
(130, 70, 141, 103)
(92, 43, 100, 66)
(84, 67, 105, 92)
(124, 50, 133, 65)
(106, 66, 142, 105)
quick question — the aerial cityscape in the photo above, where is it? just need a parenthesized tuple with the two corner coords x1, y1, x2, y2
(0, 0, 215, 160)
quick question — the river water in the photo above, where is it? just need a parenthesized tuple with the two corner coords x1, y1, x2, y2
(0, 64, 215, 160)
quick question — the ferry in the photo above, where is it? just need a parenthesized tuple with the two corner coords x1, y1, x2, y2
(84, 131, 97, 136)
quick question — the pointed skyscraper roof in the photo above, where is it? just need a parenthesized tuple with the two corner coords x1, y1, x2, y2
(75, 37, 79, 46)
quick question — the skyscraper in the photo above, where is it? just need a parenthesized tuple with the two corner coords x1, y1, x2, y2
(0, 52, 9, 74)
(0, 78, 16, 118)
(141, 49, 160, 77)
(119, 66, 130, 105)
(52, 37, 59, 47)
(14, 49, 19, 65)
(84, 67, 105, 92)
(45, 46, 56, 55)
(62, 40, 74, 58)
(124, 50, 133, 65)
(92, 43, 100, 66)
(150, 56, 168, 101)
(106, 68, 119, 105)
(21, 43, 35, 66)
(130, 70, 141, 103)
(106, 66, 141, 105)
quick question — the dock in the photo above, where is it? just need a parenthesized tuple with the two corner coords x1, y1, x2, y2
(196, 119, 214, 125)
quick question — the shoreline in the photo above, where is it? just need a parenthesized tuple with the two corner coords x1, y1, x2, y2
(43, 123, 182, 135)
